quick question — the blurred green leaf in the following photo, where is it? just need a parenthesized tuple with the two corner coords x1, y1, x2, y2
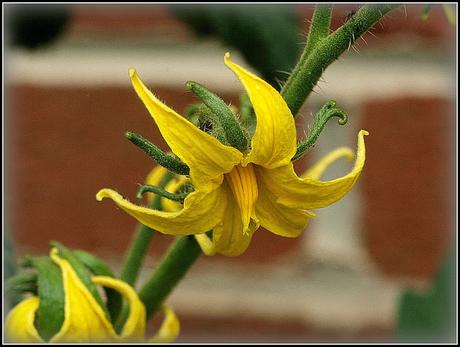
(397, 252, 455, 342)
(171, 5, 301, 88)
(4, 232, 20, 308)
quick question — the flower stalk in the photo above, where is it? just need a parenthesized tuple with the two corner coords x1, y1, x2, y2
(139, 236, 202, 319)
(115, 235, 201, 330)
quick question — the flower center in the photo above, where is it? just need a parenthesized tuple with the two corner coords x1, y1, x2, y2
(225, 164, 258, 233)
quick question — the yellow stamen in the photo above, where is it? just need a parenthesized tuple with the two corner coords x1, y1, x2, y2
(225, 164, 258, 233)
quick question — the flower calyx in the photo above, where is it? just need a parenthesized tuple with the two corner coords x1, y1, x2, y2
(186, 81, 249, 152)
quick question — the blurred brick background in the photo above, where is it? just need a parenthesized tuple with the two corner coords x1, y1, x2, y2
(4, 4, 456, 342)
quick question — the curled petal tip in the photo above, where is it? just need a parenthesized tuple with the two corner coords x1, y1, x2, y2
(360, 129, 370, 136)
(96, 189, 109, 201)
(128, 68, 136, 78)
(224, 52, 232, 66)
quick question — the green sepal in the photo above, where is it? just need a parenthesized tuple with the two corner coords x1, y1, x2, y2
(194, 103, 228, 144)
(50, 241, 110, 320)
(72, 250, 122, 325)
(6, 272, 38, 297)
(137, 183, 192, 201)
(73, 250, 114, 277)
(184, 103, 201, 126)
(293, 100, 348, 161)
(239, 93, 256, 138)
(125, 131, 190, 175)
(32, 256, 65, 342)
(186, 81, 249, 152)
(19, 255, 35, 268)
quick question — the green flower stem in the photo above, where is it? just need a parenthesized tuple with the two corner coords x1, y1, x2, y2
(119, 171, 174, 286)
(113, 224, 155, 332)
(111, 172, 174, 327)
(115, 235, 201, 329)
(281, 4, 399, 116)
(120, 224, 155, 285)
(139, 235, 202, 319)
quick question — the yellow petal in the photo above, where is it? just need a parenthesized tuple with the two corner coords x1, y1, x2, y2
(146, 165, 170, 186)
(92, 276, 146, 342)
(6, 297, 43, 342)
(129, 68, 242, 188)
(49, 249, 117, 342)
(224, 53, 297, 168)
(96, 187, 227, 235)
(212, 183, 259, 256)
(194, 233, 216, 256)
(225, 163, 258, 234)
(258, 130, 368, 210)
(148, 305, 180, 343)
(302, 147, 354, 180)
(161, 175, 190, 212)
(255, 170, 315, 238)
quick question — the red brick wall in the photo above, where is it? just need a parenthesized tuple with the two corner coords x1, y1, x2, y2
(361, 97, 455, 279)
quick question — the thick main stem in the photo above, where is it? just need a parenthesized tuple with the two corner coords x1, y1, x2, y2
(139, 236, 202, 319)
(120, 224, 155, 285)
(281, 4, 398, 116)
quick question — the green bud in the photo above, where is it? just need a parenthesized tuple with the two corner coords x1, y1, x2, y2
(186, 81, 249, 152)
(50, 241, 110, 319)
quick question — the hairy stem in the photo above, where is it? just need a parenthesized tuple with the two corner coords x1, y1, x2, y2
(281, 4, 399, 116)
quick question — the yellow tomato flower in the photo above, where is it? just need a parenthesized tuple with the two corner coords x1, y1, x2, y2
(6, 248, 179, 343)
(97, 53, 368, 256)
